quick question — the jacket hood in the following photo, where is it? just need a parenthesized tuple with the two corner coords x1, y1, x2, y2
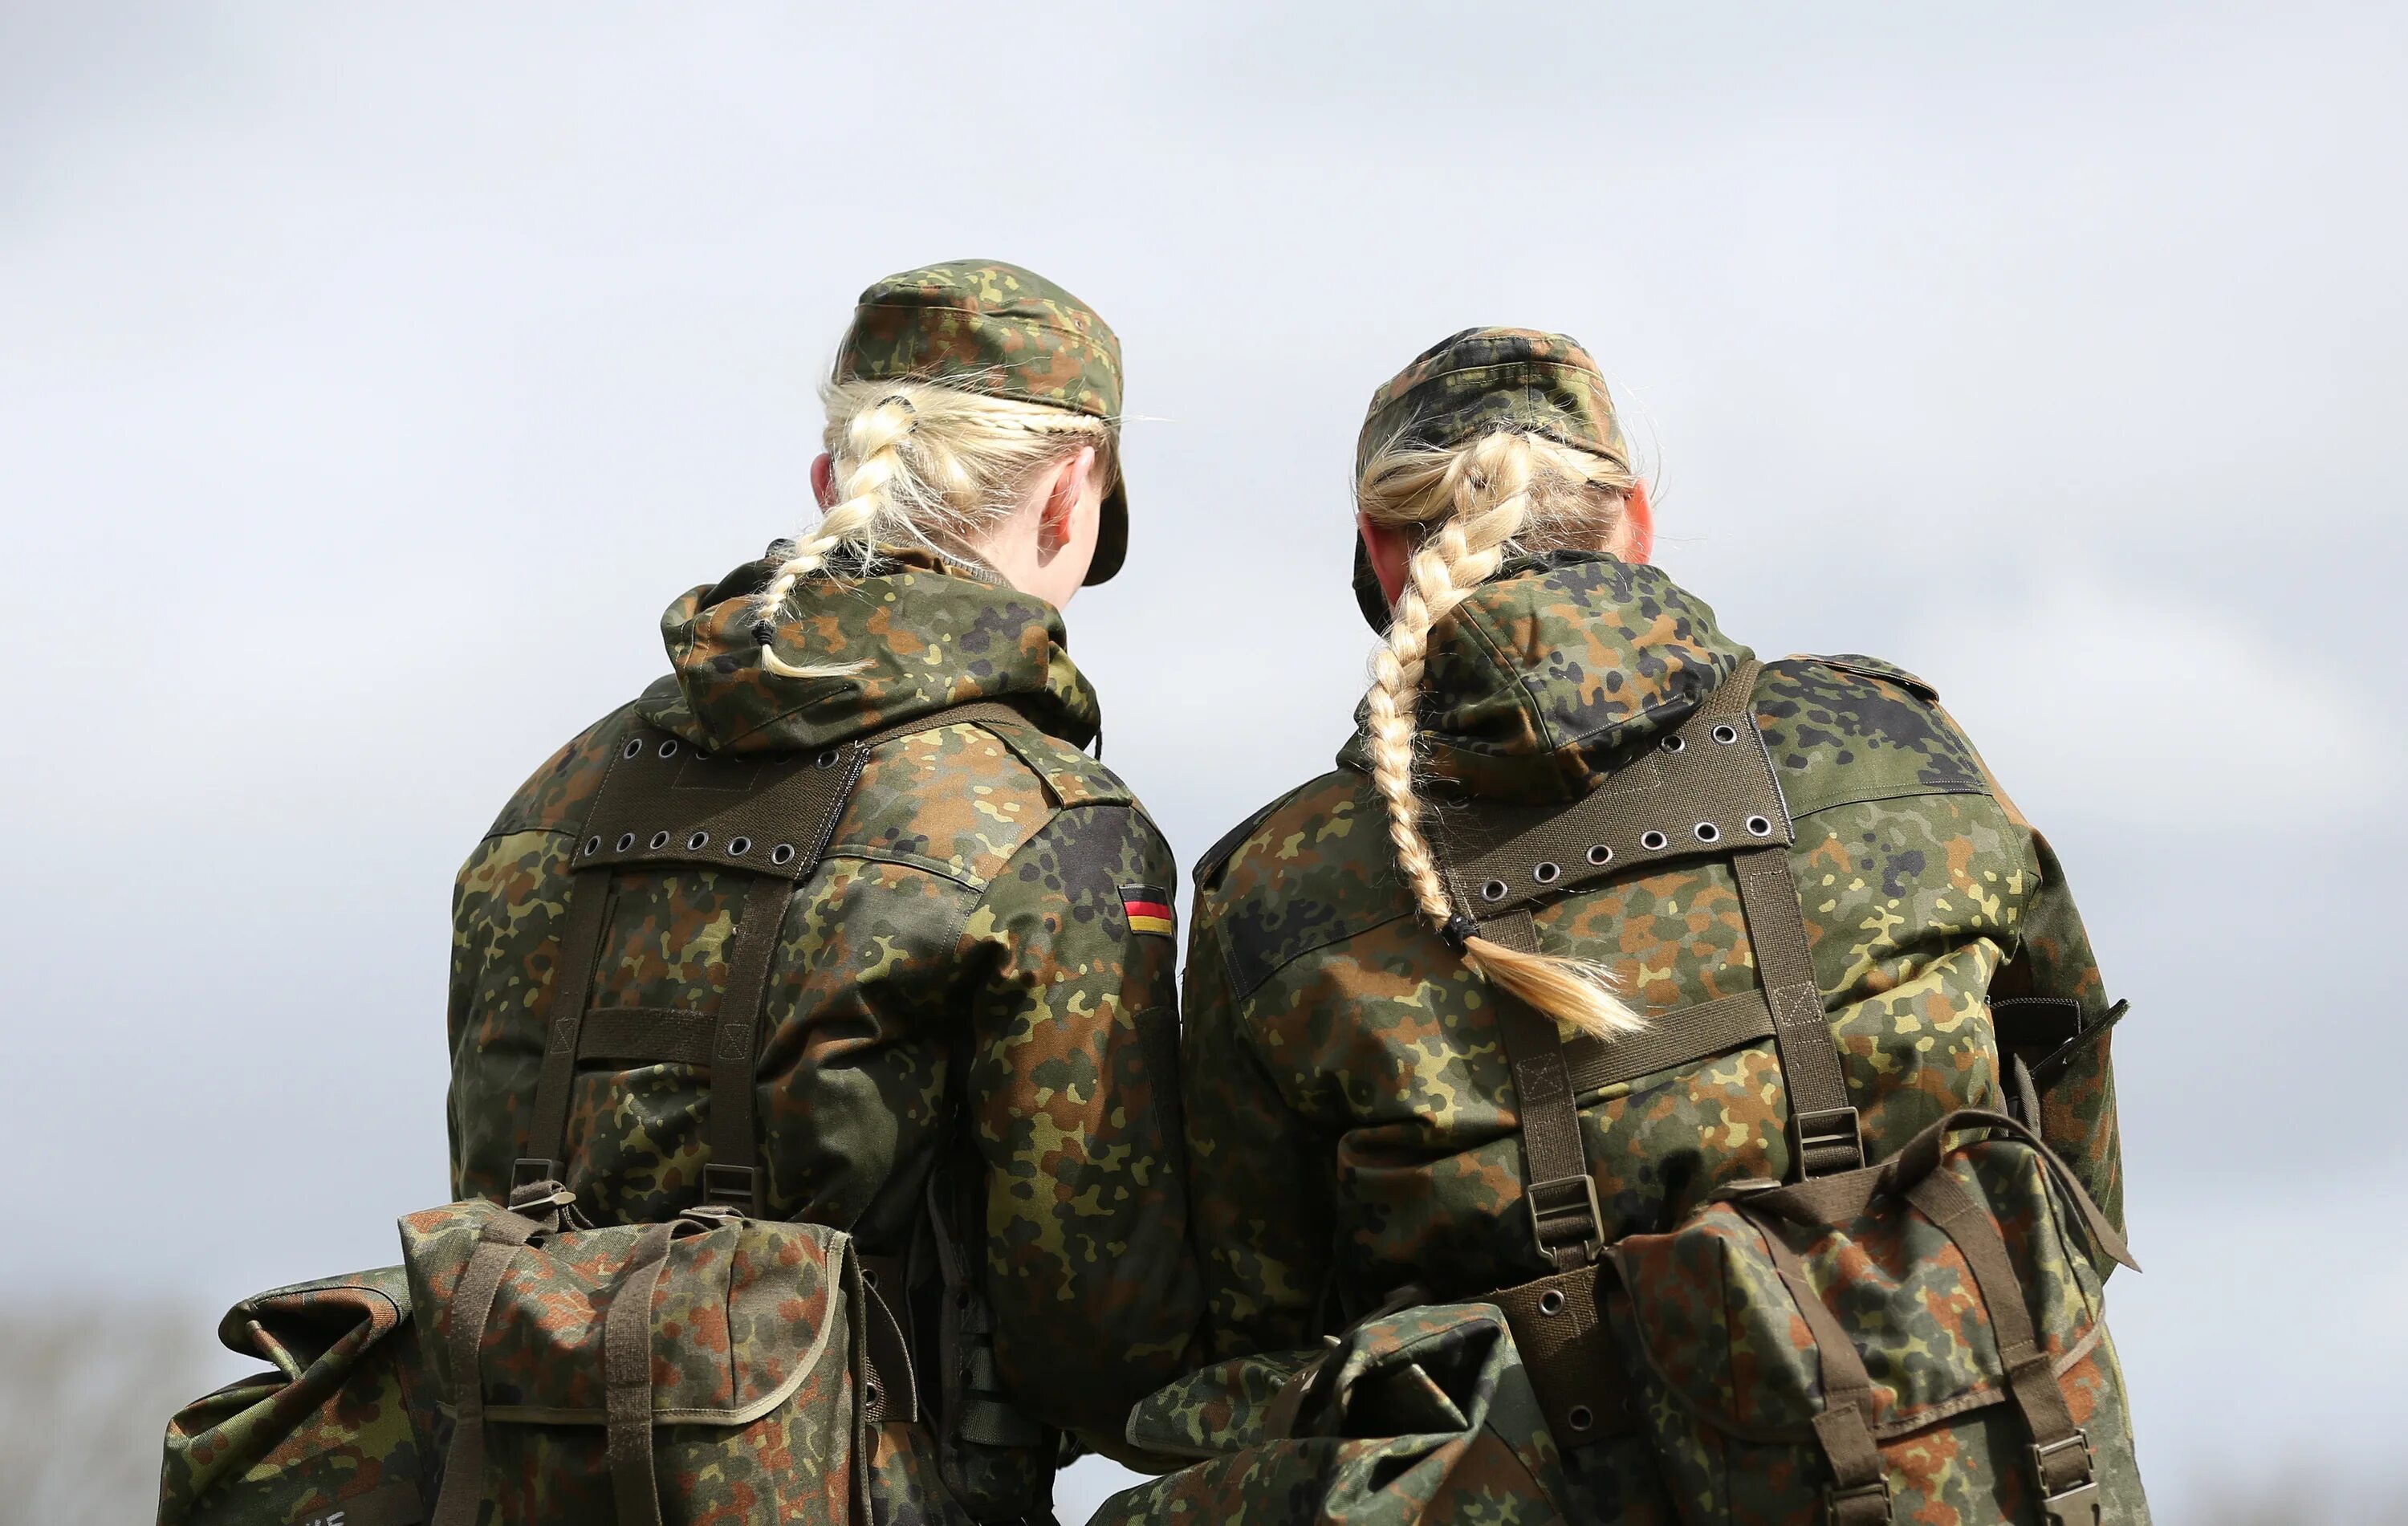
(637, 549, 1101, 754)
(1341, 551, 1750, 802)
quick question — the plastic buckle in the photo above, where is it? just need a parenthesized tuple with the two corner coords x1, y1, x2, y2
(1527, 1174, 1605, 1262)
(1823, 1475, 1891, 1524)
(702, 1162, 759, 1215)
(2032, 1430, 2100, 1525)
(509, 1158, 558, 1194)
(1792, 1106, 1866, 1176)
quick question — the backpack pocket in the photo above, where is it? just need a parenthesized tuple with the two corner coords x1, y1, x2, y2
(401, 1196, 874, 1526)
(1605, 1110, 2147, 1526)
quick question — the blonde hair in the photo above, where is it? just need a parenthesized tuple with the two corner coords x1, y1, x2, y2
(752, 380, 1118, 678)
(1358, 427, 1648, 1040)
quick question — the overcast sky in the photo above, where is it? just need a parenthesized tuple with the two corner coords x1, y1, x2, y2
(3, 4, 2403, 1519)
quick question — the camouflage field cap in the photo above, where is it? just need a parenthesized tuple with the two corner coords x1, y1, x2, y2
(1352, 327, 1629, 629)
(835, 259, 1129, 584)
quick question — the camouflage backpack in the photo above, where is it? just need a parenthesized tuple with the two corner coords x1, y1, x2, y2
(1113, 662, 2144, 1525)
(160, 1188, 888, 1526)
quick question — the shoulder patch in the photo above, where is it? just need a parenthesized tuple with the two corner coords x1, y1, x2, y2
(1805, 653, 1939, 703)
(1194, 782, 1311, 891)
(1121, 885, 1177, 938)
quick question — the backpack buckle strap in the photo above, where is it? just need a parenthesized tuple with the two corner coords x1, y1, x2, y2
(702, 1162, 759, 1215)
(2032, 1430, 2101, 1525)
(1824, 1476, 1892, 1525)
(1792, 1105, 1865, 1178)
(1527, 1173, 1605, 1266)
(509, 1158, 559, 1194)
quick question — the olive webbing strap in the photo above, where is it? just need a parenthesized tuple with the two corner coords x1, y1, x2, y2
(700, 873, 795, 1212)
(1745, 1208, 1892, 1524)
(1475, 910, 1604, 1270)
(1905, 1171, 2101, 1523)
(1703, 659, 1864, 1180)
(517, 871, 616, 1189)
(430, 1211, 543, 1526)
(604, 1222, 677, 1526)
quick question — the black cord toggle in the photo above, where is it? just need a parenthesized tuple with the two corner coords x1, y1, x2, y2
(1442, 913, 1478, 952)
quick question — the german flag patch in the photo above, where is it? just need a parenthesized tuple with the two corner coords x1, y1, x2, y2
(1121, 886, 1176, 938)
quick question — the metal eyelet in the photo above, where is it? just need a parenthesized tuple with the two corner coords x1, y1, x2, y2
(1640, 829, 1669, 852)
(1481, 879, 1509, 902)
(1586, 844, 1613, 867)
(1538, 1288, 1566, 1316)
(1533, 861, 1561, 885)
(815, 749, 841, 770)
(770, 843, 796, 865)
(657, 739, 679, 759)
(622, 738, 644, 759)
(649, 830, 671, 851)
(727, 836, 752, 857)
(686, 830, 710, 851)
(862, 1266, 879, 1288)
(864, 1378, 881, 1408)
(1746, 815, 1774, 837)
(1567, 1402, 1596, 1431)
(1659, 734, 1686, 754)
(1711, 723, 1740, 745)
(1694, 822, 1721, 844)
(582, 836, 601, 857)
(615, 832, 637, 853)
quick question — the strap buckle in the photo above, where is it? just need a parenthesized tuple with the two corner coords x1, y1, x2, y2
(509, 1157, 559, 1194)
(2032, 1430, 2100, 1525)
(1823, 1475, 1891, 1524)
(702, 1162, 759, 1215)
(1792, 1105, 1865, 1177)
(1527, 1173, 1605, 1263)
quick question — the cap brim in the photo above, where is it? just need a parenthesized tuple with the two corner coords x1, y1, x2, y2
(1084, 476, 1128, 585)
(1352, 536, 1391, 632)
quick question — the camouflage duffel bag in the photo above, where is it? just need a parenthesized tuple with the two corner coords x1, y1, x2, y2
(401, 1188, 878, 1525)
(161, 1265, 438, 1526)
(1603, 1109, 2148, 1526)
(1093, 1300, 1576, 1526)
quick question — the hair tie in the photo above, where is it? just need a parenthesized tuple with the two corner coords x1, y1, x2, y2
(1441, 914, 1478, 952)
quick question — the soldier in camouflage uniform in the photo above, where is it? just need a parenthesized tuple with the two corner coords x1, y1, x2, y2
(1125, 328, 2142, 1523)
(445, 261, 1198, 1520)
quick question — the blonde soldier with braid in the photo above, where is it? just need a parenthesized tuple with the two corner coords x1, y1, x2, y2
(1107, 329, 2147, 1524)
(445, 261, 1198, 1522)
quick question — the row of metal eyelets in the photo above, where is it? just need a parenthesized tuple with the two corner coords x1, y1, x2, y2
(1472, 724, 1765, 901)
(578, 832, 795, 865)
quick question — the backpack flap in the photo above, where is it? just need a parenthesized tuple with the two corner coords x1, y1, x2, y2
(401, 1201, 872, 1526)
(159, 1268, 434, 1526)
(1605, 1116, 2138, 1524)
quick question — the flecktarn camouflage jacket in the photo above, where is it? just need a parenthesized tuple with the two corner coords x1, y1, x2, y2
(445, 548, 1199, 1480)
(1166, 551, 2136, 1523)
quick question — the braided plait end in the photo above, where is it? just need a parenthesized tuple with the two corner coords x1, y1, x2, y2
(1361, 429, 1646, 1040)
(751, 395, 917, 679)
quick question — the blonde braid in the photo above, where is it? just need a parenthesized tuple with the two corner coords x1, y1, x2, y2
(750, 395, 916, 679)
(1363, 429, 1647, 1040)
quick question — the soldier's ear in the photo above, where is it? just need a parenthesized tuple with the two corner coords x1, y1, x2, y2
(1620, 481, 1653, 565)
(1358, 514, 1411, 607)
(811, 453, 836, 510)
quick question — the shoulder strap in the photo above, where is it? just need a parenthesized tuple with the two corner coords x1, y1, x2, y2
(510, 700, 1042, 1215)
(1477, 911, 1604, 1271)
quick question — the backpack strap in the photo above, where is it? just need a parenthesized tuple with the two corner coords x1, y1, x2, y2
(510, 700, 1049, 1215)
(1479, 910, 1605, 1270)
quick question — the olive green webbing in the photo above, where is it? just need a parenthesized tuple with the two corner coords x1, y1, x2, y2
(604, 1221, 677, 1526)
(1477, 910, 1603, 1272)
(1745, 1211, 1889, 1524)
(429, 1211, 542, 1526)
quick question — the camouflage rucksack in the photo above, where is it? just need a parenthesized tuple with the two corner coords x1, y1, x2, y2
(161, 1186, 891, 1526)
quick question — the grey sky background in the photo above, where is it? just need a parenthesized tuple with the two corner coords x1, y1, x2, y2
(3, 4, 2403, 1520)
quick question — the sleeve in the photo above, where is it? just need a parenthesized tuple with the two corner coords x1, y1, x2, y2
(962, 803, 1201, 1465)
(1999, 822, 2127, 1235)
(1181, 905, 1337, 1363)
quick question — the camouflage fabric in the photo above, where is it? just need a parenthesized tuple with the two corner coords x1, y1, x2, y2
(1096, 1302, 1578, 1526)
(1352, 326, 1627, 629)
(160, 1268, 435, 1526)
(1177, 550, 2137, 1517)
(445, 547, 1198, 1484)
(836, 258, 1129, 583)
(1608, 1128, 2149, 1524)
(399, 1198, 870, 1522)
